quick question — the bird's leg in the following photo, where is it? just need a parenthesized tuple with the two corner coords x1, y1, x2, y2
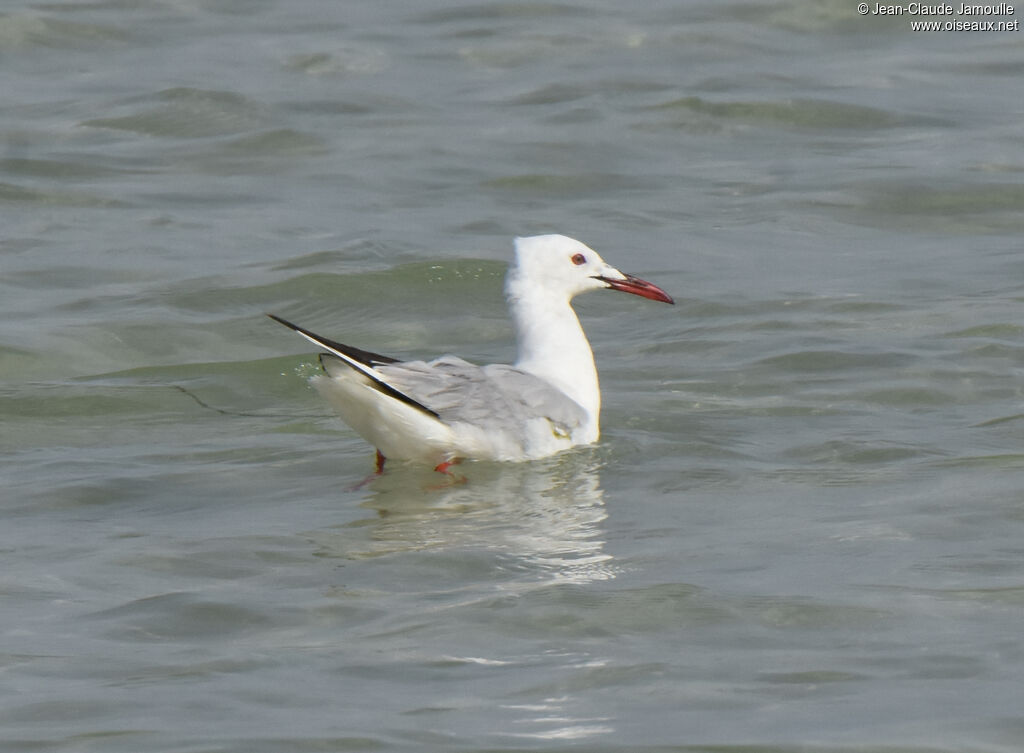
(345, 450, 387, 492)
(429, 457, 467, 488)
(433, 457, 462, 474)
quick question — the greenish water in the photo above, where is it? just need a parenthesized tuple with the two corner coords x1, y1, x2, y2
(3, 1, 1024, 751)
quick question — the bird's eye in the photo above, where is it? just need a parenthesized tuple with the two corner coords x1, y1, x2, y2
(571, 253, 586, 266)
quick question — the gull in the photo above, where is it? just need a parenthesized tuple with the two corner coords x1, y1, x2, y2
(269, 234, 673, 473)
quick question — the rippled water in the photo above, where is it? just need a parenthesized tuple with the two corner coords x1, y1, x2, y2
(4, 1, 1024, 751)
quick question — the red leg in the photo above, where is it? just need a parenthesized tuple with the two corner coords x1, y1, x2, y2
(433, 457, 463, 474)
(346, 451, 386, 492)
(429, 457, 466, 487)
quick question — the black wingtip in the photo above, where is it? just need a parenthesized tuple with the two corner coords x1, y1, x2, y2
(267, 312, 299, 330)
(318, 353, 441, 420)
(270, 313, 440, 421)
(267, 313, 399, 366)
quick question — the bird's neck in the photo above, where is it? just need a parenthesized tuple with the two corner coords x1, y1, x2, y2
(509, 286, 600, 421)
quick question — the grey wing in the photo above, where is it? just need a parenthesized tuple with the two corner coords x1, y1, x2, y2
(377, 357, 587, 436)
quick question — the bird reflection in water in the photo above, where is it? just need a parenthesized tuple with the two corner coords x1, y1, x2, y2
(309, 449, 615, 586)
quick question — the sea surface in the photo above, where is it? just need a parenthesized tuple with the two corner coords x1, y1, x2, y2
(3, 1, 1024, 751)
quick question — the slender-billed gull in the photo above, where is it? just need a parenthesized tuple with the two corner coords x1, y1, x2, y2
(270, 234, 673, 473)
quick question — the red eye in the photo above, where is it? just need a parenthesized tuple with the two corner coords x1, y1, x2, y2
(571, 253, 586, 266)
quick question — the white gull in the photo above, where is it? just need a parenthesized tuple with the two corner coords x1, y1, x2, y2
(269, 234, 673, 473)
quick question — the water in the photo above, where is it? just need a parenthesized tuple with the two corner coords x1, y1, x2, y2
(3, 0, 1024, 750)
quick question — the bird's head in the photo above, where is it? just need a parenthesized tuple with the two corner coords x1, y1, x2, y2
(508, 234, 674, 305)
